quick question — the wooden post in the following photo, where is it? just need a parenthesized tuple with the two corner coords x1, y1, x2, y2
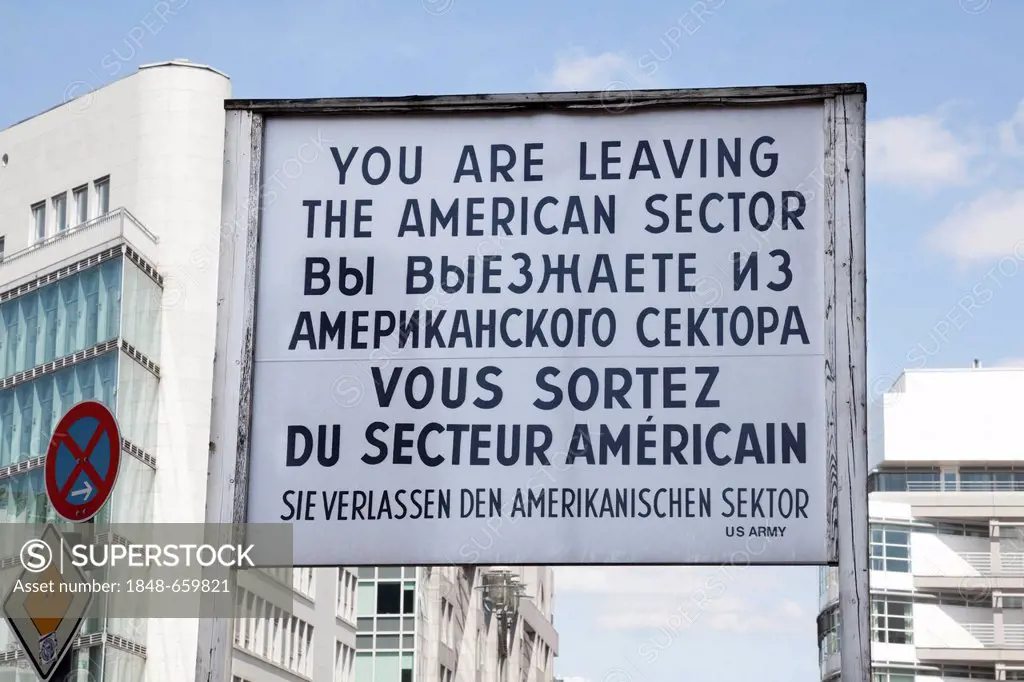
(830, 91, 870, 682)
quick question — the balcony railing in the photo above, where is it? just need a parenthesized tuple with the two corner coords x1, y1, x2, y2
(0, 208, 159, 288)
(1003, 553, 1024, 574)
(963, 623, 997, 646)
(954, 623, 1024, 649)
(1006, 624, 1024, 648)
(901, 480, 1024, 492)
(918, 551, 1024, 576)
(958, 552, 994, 573)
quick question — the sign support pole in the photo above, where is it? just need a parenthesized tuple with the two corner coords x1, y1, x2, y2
(195, 107, 263, 682)
(830, 92, 870, 682)
(50, 649, 73, 681)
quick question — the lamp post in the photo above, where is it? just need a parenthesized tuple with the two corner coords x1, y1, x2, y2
(478, 568, 530, 682)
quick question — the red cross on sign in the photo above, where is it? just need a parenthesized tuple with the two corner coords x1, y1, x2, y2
(44, 400, 122, 523)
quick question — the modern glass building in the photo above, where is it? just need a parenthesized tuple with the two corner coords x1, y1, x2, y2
(0, 60, 241, 682)
(0, 206, 161, 678)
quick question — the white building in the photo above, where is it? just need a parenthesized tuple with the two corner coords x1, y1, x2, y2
(0, 60, 355, 682)
(818, 367, 1024, 682)
(351, 566, 557, 682)
(0, 61, 558, 682)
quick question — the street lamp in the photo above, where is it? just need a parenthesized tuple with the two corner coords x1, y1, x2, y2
(477, 567, 530, 660)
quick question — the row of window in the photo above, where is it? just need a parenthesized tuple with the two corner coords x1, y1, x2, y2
(821, 592, 1024, 663)
(356, 651, 414, 682)
(0, 254, 161, 385)
(234, 587, 315, 678)
(30, 176, 110, 244)
(339, 568, 358, 623)
(873, 664, 1006, 681)
(0, 348, 160, 467)
(358, 579, 417, 618)
(819, 597, 913, 664)
(294, 566, 316, 600)
(0, 258, 121, 379)
(359, 566, 418, 580)
(336, 641, 356, 682)
(258, 567, 358, 623)
(870, 468, 1024, 492)
(440, 598, 455, 648)
(868, 521, 994, 574)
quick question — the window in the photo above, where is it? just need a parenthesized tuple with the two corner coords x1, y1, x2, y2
(925, 521, 990, 538)
(869, 468, 940, 492)
(376, 582, 401, 614)
(933, 590, 988, 607)
(818, 607, 840, 664)
(31, 202, 45, 242)
(872, 669, 915, 682)
(52, 193, 67, 232)
(871, 598, 913, 644)
(0, 236, 5, 262)
(73, 185, 89, 225)
(959, 469, 1024, 492)
(95, 176, 110, 216)
(400, 653, 413, 682)
(335, 641, 355, 682)
(819, 567, 837, 598)
(870, 524, 910, 572)
(929, 664, 995, 679)
(402, 584, 415, 615)
(942, 468, 958, 491)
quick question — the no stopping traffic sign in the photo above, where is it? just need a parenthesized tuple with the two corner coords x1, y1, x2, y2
(44, 400, 121, 523)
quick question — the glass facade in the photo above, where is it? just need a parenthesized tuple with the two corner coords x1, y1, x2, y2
(870, 466, 1024, 492)
(0, 257, 121, 378)
(120, 260, 161, 360)
(0, 253, 161, 680)
(356, 567, 418, 682)
(116, 352, 159, 453)
(0, 352, 117, 469)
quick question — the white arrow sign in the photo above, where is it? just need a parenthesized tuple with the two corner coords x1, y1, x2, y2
(70, 480, 92, 499)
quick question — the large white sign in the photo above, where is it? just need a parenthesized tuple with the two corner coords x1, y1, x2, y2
(246, 102, 837, 565)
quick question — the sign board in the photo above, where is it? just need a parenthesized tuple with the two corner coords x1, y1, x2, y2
(45, 400, 121, 523)
(3, 523, 92, 680)
(211, 85, 867, 566)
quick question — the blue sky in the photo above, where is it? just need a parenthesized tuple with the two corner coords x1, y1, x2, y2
(2, 0, 1023, 680)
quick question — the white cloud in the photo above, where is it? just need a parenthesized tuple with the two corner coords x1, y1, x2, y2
(594, 593, 758, 632)
(706, 612, 776, 632)
(556, 566, 800, 633)
(867, 113, 979, 190)
(998, 99, 1024, 156)
(541, 49, 660, 92)
(927, 188, 1024, 263)
(544, 50, 633, 91)
(781, 599, 804, 618)
(555, 566, 776, 596)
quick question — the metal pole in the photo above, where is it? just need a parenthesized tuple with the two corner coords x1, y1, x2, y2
(834, 90, 870, 682)
(49, 648, 73, 681)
